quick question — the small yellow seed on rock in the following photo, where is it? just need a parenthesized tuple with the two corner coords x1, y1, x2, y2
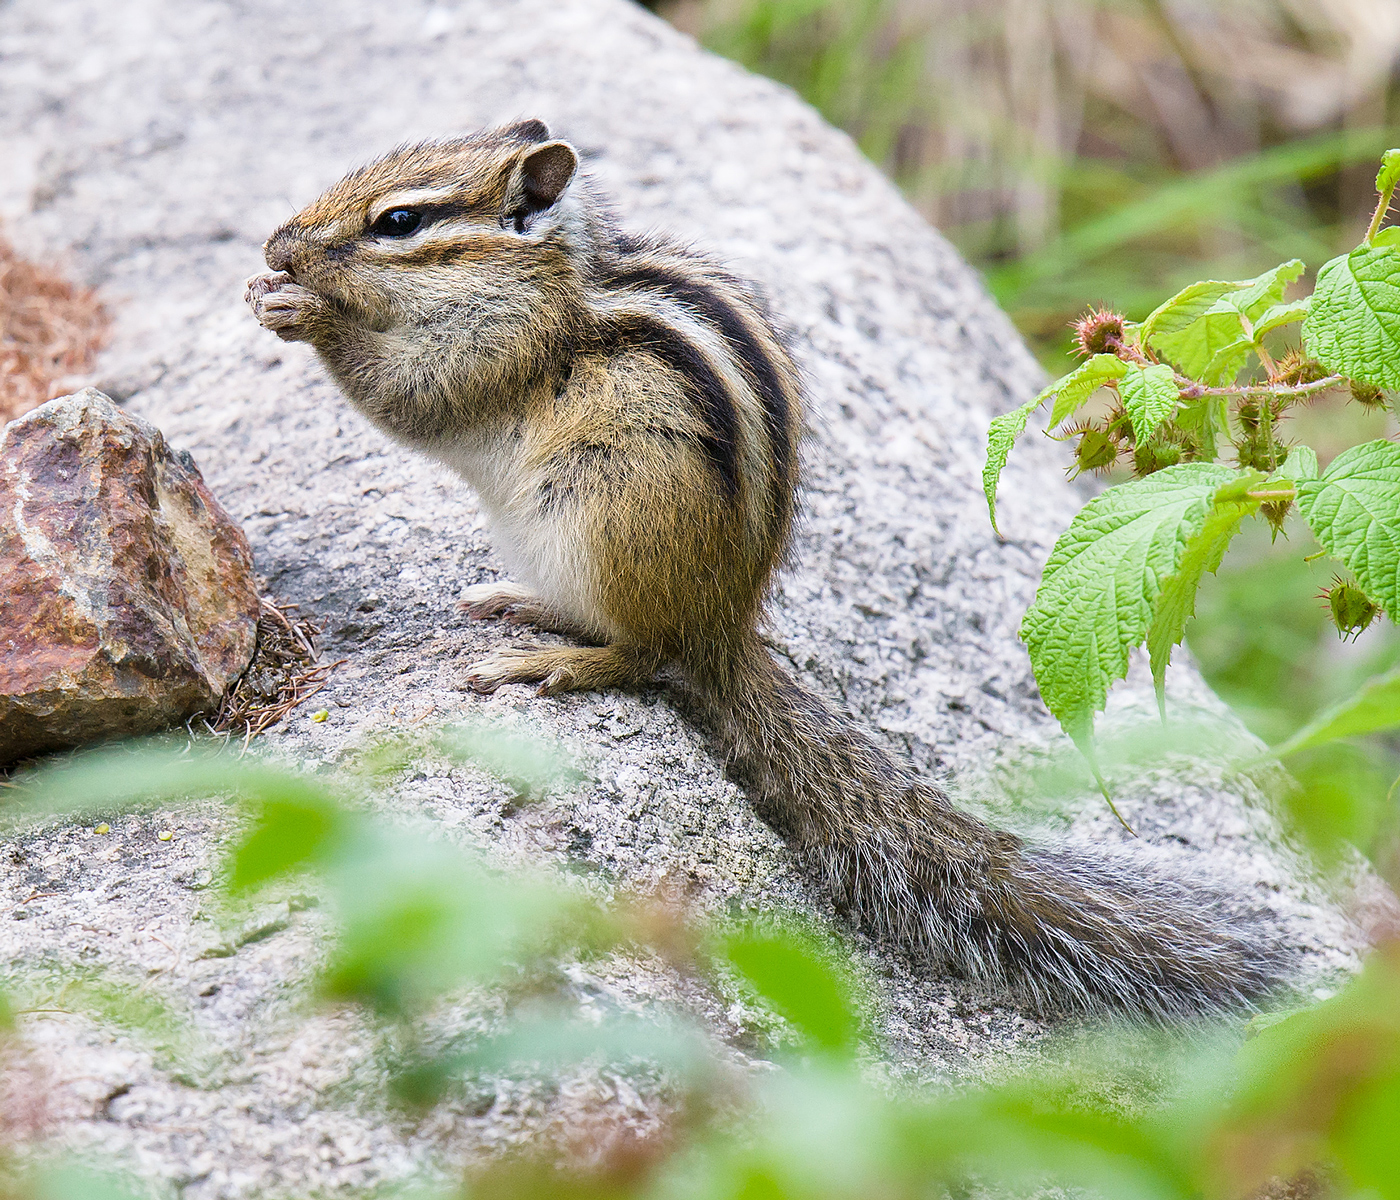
(312, 709, 330, 723)
(157, 830, 173, 842)
(95, 824, 110, 835)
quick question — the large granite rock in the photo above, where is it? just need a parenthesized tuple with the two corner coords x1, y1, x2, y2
(0, 0, 1365, 1195)
(0, 389, 258, 762)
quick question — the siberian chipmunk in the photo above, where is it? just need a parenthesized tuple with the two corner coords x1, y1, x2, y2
(247, 120, 1288, 1017)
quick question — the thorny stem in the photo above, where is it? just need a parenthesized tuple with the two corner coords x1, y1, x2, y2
(1177, 374, 1343, 400)
(1246, 488, 1298, 502)
(1367, 175, 1398, 245)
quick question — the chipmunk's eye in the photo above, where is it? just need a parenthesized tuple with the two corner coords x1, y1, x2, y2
(370, 208, 423, 238)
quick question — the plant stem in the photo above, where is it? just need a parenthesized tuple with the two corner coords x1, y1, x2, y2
(1367, 176, 1398, 244)
(1177, 374, 1343, 400)
(1246, 488, 1297, 502)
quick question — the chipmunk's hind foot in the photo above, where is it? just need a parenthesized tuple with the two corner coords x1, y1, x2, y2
(465, 644, 653, 697)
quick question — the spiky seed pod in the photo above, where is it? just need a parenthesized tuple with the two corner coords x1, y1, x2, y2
(1237, 398, 1262, 435)
(1068, 426, 1120, 477)
(1103, 403, 1134, 445)
(1173, 425, 1205, 461)
(1274, 349, 1329, 388)
(1235, 434, 1287, 473)
(1072, 307, 1127, 358)
(1261, 499, 1292, 539)
(1132, 438, 1183, 478)
(1321, 576, 1379, 641)
(1349, 379, 1388, 410)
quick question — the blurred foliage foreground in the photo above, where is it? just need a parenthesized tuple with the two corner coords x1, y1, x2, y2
(2, 726, 1399, 1200)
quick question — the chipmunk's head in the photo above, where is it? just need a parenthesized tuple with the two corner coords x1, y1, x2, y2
(263, 120, 585, 332)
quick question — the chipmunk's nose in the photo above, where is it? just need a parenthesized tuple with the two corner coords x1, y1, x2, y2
(263, 230, 298, 275)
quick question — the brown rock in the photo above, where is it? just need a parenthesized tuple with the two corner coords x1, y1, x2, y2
(0, 389, 258, 762)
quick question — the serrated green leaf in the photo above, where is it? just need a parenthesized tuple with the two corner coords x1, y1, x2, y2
(1230, 259, 1305, 323)
(1297, 438, 1400, 615)
(1203, 335, 1253, 385)
(1303, 244, 1400, 390)
(1376, 148, 1400, 196)
(1277, 444, 1319, 481)
(1175, 396, 1227, 460)
(983, 395, 1042, 535)
(1272, 666, 1400, 758)
(1149, 297, 1247, 385)
(1373, 225, 1400, 249)
(1139, 280, 1242, 348)
(1146, 478, 1262, 715)
(1021, 463, 1243, 747)
(1047, 354, 1128, 427)
(1118, 363, 1179, 443)
(1145, 263, 1305, 385)
(1252, 299, 1311, 339)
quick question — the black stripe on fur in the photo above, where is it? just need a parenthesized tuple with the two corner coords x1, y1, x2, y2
(596, 312, 742, 498)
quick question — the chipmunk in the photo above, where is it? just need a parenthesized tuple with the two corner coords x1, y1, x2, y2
(247, 120, 1290, 1017)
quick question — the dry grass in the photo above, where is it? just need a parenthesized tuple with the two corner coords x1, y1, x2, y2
(656, 0, 1400, 362)
(0, 234, 108, 423)
(202, 597, 344, 748)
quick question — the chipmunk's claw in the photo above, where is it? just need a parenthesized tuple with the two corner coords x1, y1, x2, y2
(463, 646, 549, 693)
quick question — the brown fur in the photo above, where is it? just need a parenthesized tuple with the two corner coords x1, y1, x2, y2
(247, 122, 1292, 1017)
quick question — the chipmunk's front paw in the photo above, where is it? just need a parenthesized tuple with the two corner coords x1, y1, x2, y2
(245, 272, 326, 342)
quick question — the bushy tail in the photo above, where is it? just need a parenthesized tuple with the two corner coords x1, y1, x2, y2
(686, 637, 1292, 1018)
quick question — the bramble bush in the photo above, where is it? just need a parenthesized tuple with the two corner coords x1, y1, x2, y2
(985, 149, 1400, 822)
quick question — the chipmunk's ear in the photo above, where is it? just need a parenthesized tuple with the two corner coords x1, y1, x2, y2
(502, 118, 550, 143)
(503, 140, 578, 231)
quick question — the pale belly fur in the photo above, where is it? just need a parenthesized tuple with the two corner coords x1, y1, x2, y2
(433, 430, 614, 640)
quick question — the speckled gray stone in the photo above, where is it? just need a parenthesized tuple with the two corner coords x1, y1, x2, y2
(0, 0, 1367, 1195)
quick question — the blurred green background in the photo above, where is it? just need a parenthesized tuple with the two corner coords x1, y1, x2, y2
(646, 0, 1400, 831)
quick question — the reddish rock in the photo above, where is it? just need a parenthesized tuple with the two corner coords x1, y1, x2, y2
(0, 389, 258, 762)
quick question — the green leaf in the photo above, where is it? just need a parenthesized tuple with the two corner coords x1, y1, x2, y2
(983, 395, 1042, 535)
(1230, 259, 1306, 324)
(1021, 463, 1243, 747)
(1146, 477, 1262, 715)
(722, 924, 861, 1056)
(1252, 299, 1310, 339)
(1278, 444, 1320, 482)
(1046, 353, 1128, 427)
(1272, 666, 1400, 758)
(1297, 439, 1400, 615)
(1149, 301, 1246, 385)
(1376, 148, 1400, 196)
(435, 721, 585, 800)
(229, 794, 347, 893)
(1145, 262, 1305, 385)
(1303, 243, 1400, 389)
(322, 831, 578, 1013)
(1139, 280, 1242, 348)
(1175, 397, 1227, 460)
(1118, 363, 1179, 444)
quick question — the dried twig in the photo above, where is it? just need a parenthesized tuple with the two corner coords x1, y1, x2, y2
(200, 597, 345, 750)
